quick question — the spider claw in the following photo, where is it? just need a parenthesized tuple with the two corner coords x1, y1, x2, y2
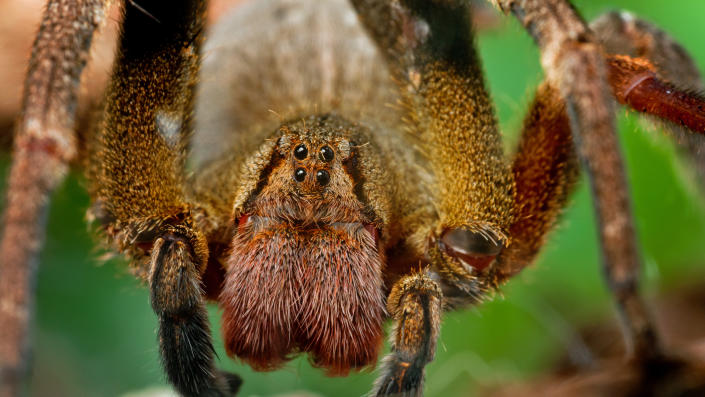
(373, 358, 424, 397)
(218, 371, 243, 396)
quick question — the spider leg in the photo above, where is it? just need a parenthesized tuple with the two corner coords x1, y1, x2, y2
(352, 1, 513, 393)
(592, 12, 705, 180)
(0, 1, 108, 394)
(373, 272, 442, 397)
(491, 0, 660, 360)
(496, 82, 579, 279)
(606, 55, 705, 135)
(498, 10, 705, 283)
(86, 1, 239, 395)
(352, 0, 515, 281)
(150, 229, 240, 396)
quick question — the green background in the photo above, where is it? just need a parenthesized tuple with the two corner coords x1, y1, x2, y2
(3, 1, 705, 396)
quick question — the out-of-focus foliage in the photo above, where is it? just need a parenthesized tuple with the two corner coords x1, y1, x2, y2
(1, 0, 704, 396)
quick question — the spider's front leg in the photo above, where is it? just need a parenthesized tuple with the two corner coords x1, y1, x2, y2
(353, 0, 516, 393)
(147, 224, 239, 396)
(87, 1, 238, 395)
(352, 0, 515, 276)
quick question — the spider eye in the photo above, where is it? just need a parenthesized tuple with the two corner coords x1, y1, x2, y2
(441, 228, 504, 272)
(294, 144, 308, 160)
(316, 169, 330, 186)
(294, 168, 307, 182)
(319, 146, 334, 162)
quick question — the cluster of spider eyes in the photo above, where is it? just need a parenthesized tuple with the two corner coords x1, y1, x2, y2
(293, 144, 334, 186)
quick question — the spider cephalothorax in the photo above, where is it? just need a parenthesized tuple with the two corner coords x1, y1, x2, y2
(2, 0, 705, 396)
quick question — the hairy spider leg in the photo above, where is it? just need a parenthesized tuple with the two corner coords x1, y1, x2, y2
(493, 3, 705, 342)
(86, 0, 239, 395)
(497, 4, 705, 331)
(607, 55, 705, 135)
(352, 0, 515, 393)
(493, 0, 705, 370)
(355, 0, 705, 394)
(372, 272, 442, 397)
(591, 11, 705, 183)
(492, 0, 659, 362)
(352, 0, 514, 289)
(594, 12, 705, 394)
(0, 1, 107, 395)
(487, 6, 705, 394)
(497, 82, 579, 279)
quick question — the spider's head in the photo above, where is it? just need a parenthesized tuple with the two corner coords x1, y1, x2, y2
(229, 113, 387, 226)
(220, 114, 387, 374)
(275, 124, 347, 198)
(263, 116, 358, 212)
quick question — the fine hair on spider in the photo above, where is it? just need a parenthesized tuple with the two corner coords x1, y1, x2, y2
(2, 0, 705, 397)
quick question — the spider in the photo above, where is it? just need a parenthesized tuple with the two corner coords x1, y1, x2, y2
(2, 0, 705, 396)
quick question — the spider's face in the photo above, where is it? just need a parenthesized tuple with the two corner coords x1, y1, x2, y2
(275, 127, 351, 201)
(219, 114, 387, 374)
(252, 119, 362, 222)
(231, 115, 380, 242)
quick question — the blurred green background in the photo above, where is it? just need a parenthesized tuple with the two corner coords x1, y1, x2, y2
(2, 0, 705, 396)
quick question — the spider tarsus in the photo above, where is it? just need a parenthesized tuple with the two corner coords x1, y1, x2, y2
(158, 313, 240, 397)
(373, 358, 424, 397)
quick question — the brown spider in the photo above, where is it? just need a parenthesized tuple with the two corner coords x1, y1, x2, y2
(2, 0, 705, 396)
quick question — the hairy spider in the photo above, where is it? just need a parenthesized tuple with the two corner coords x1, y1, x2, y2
(2, 0, 705, 396)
